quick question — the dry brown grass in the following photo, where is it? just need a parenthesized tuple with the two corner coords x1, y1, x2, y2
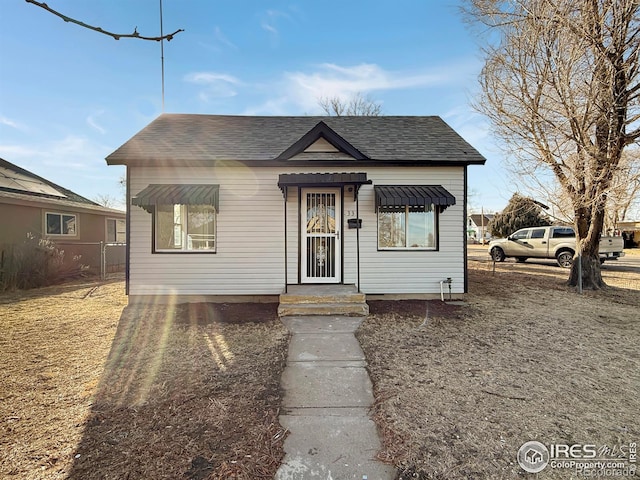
(358, 263, 639, 479)
(3, 259, 637, 480)
(0, 277, 288, 480)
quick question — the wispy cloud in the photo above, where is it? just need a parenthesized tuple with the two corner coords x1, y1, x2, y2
(185, 72, 240, 85)
(441, 101, 495, 155)
(0, 135, 122, 206)
(48, 135, 108, 168)
(86, 110, 106, 134)
(0, 114, 28, 131)
(0, 135, 110, 169)
(260, 8, 296, 42)
(0, 144, 40, 158)
(197, 26, 239, 53)
(185, 73, 241, 102)
(273, 62, 477, 113)
(214, 26, 237, 50)
(242, 97, 291, 116)
(261, 9, 286, 35)
(194, 60, 481, 115)
(184, 72, 241, 102)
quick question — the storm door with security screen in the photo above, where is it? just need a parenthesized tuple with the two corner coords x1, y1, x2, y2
(301, 189, 341, 283)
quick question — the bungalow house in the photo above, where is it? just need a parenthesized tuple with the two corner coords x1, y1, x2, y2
(0, 158, 126, 274)
(106, 114, 486, 303)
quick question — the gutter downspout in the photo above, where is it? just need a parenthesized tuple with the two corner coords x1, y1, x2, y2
(283, 185, 288, 294)
(125, 166, 131, 296)
(356, 189, 361, 293)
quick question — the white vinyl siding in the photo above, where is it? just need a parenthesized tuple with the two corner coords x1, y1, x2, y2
(128, 165, 465, 297)
(129, 166, 286, 296)
(342, 167, 465, 295)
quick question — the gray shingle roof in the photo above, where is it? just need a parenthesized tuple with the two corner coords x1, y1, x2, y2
(106, 114, 486, 166)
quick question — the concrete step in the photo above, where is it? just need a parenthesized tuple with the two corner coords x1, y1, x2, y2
(279, 292, 366, 305)
(278, 302, 369, 317)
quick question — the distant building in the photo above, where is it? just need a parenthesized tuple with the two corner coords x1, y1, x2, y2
(616, 220, 640, 248)
(0, 158, 125, 273)
(467, 213, 494, 243)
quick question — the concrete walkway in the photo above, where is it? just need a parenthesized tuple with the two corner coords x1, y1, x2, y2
(275, 316, 396, 480)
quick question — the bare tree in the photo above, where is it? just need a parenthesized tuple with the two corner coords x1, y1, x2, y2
(466, 0, 640, 289)
(93, 193, 119, 209)
(318, 92, 382, 116)
(26, 0, 183, 41)
(605, 148, 640, 232)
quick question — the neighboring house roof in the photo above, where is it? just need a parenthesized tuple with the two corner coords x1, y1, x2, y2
(469, 213, 494, 227)
(106, 114, 487, 166)
(0, 157, 124, 216)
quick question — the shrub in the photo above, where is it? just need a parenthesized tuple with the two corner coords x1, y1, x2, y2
(0, 234, 88, 291)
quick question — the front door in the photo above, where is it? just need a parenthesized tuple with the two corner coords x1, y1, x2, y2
(301, 189, 341, 283)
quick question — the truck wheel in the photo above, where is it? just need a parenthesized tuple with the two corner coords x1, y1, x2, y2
(556, 250, 574, 268)
(491, 247, 506, 262)
(516, 257, 528, 263)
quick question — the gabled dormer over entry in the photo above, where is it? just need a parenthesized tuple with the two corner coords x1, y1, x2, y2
(276, 121, 369, 161)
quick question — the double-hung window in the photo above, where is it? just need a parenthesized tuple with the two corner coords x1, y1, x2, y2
(155, 204, 216, 252)
(46, 212, 77, 236)
(378, 204, 437, 250)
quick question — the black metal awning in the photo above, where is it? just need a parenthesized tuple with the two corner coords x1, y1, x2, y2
(132, 184, 219, 213)
(375, 185, 456, 213)
(277, 172, 371, 200)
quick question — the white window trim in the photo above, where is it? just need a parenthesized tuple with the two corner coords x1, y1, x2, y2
(45, 211, 79, 237)
(154, 204, 217, 253)
(377, 205, 438, 251)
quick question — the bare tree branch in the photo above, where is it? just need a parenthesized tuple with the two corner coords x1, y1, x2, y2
(318, 92, 382, 116)
(26, 0, 184, 41)
(467, 0, 640, 290)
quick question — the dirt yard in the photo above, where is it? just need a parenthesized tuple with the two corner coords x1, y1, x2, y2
(2, 258, 638, 480)
(0, 277, 288, 480)
(359, 261, 640, 479)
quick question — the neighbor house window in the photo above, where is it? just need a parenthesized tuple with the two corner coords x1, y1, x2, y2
(46, 212, 77, 236)
(378, 204, 437, 249)
(155, 204, 216, 252)
(107, 218, 126, 243)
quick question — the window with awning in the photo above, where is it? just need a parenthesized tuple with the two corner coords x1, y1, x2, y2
(132, 184, 219, 253)
(374, 185, 455, 213)
(132, 184, 219, 213)
(375, 185, 455, 250)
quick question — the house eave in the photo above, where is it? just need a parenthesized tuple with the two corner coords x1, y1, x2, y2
(106, 157, 486, 168)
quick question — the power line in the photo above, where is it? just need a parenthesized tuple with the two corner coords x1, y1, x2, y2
(160, 0, 165, 112)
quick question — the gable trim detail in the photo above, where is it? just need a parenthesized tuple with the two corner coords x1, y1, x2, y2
(275, 121, 369, 161)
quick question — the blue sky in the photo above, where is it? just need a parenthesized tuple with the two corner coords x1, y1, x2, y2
(0, 0, 509, 212)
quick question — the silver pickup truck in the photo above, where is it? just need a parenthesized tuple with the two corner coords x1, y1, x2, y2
(488, 226, 625, 267)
